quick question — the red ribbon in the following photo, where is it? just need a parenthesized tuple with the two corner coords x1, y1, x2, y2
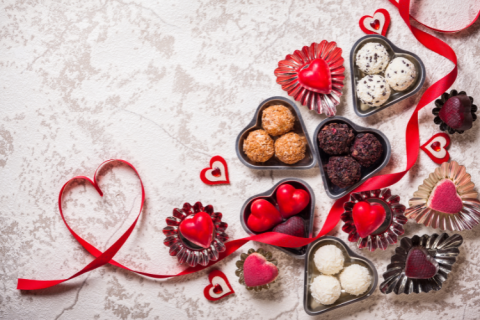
(17, 0, 478, 290)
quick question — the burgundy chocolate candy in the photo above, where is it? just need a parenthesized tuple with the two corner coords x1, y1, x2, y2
(272, 216, 306, 238)
(350, 133, 383, 167)
(439, 94, 473, 131)
(405, 246, 439, 279)
(317, 123, 355, 155)
(326, 156, 361, 188)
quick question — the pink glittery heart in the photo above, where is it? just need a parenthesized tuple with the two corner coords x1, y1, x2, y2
(428, 179, 463, 214)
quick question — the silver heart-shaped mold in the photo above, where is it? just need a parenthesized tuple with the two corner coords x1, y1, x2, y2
(350, 35, 426, 117)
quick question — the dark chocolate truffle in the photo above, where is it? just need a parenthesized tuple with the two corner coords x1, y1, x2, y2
(350, 133, 383, 167)
(326, 156, 361, 188)
(317, 123, 355, 155)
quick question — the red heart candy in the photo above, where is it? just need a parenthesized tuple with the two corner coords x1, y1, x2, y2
(272, 216, 306, 238)
(352, 201, 386, 238)
(298, 58, 332, 94)
(179, 211, 214, 248)
(203, 270, 235, 301)
(243, 253, 279, 287)
(439, 94, 473, 131)
(276, 184, 310, 219)
(428, 179, 463, 214)
(247, 199, 282, 233)
(405, 246, 439, 279)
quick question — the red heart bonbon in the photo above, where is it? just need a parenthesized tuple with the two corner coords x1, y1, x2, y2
(179, 211, 214, 248)
(247, 199, 282, 233)
(352, 201, 386, 238)
(276, 184, 310, 219)
(243, 253, 279, 287)
(298, 58, 332, 94)
(405, 246, 439, 279)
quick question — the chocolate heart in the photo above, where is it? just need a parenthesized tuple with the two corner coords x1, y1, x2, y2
(179, 212, 214, 248)
(247, 199, 283, 233)
(273, 216, 306, 238)
(276, 184, 310, 219)
(405, 246, 439, 279)
(298, 58, 332, 94)
(439, 94, 473, 131)
(243, 252, 279, 287)
(352, 201, 386, 238)
(428, 179, 463, 214)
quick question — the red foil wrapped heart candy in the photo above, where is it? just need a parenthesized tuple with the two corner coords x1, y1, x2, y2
(163, 202, 229, 267)
(274, 41, 345, 117)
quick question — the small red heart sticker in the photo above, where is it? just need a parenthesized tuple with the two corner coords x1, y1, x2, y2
(200, 156, 230, 185)
(204, 270, 235, 301)
(420, 133, 451, 164)
(359, 8, 391, 37)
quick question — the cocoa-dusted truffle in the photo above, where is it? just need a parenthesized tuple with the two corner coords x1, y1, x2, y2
(326, 156, 361, 188)
(262, 105, 295, 136)
(318, 123, 355, 155)
(274, 132, 307, 164)
(243, 129, 275, 163)
(350, 133, 383, 167)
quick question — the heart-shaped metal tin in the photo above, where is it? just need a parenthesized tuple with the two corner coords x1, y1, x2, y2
(314, 116, 391, 199)
(240, 178, 315, 258)
(304, 236, 378, 316)
(350, 35, 426, 117)
(236, 96, 317, 170)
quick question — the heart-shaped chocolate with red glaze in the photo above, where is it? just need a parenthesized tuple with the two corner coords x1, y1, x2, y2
(359, 8, 391, 36)
(203, 270, 235, 301)
(179, 211, 214, 248)
(298, 58, 332, 94)
(276, 184, 310, 219)
(428, 179, 463, 214)
(420, 133, 450, 164)
(439, 94, 473, 131)
(243, 252, 279, 287)
(405, 246, 439, 279)
(272, 216, 306, 238)
(247, 199, 283, 233)
(352, 201, 386, 238)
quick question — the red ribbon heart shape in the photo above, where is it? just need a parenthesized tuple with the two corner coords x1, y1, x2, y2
(352, 201, 386, 238)
(359, 8, 391, 37)
(247, 199, 282, 233)
(203, 270, 235, 301)
(179, 212, 214, 248)
(298, 58, 332, 94)
(276, 184, 310, 219)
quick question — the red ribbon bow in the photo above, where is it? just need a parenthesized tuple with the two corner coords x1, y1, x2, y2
(17, 0, 479, 290)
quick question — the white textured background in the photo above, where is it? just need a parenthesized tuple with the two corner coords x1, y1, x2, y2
(2, 0, 480, 319)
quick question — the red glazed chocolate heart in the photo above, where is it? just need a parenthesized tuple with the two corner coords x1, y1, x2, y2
(276, 184, 310, 219)
(405, 246, 439, 279)
(427, 179, 463, 214)
(298, 58, 332, 94)
(352, 201, 386, 238)
(243, 253, 279, 287)
(272, 216, 306, 238)
(247, 199, 283, 233)
(439, 94, 473, 131)
(179, 211, 214, 248)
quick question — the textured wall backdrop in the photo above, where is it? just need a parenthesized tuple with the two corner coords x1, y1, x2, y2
(1, 0, 480, 319)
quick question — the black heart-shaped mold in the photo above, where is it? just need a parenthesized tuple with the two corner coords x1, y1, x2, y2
(236, 96, 316, 169)
(240, 178, 315, 258)
(304, 236, 378, 315)
(313, 116, 391, 199)
(350, 35, 426, 117)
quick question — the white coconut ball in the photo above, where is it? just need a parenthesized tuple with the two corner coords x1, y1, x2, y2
(355, 42, 390, 75)
(314, 245, 345, 275)
(339, 264, 372, 295)
(310, 275, 342, 305)
(357, 75, 391, 107)
(385, 57, 417, 91)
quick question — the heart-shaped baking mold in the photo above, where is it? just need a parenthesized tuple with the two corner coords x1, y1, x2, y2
(350, 35, 426, 117)
(313, 116, 391, 199)
(240, 178, 315, 258)
(236, 96, 316, 170)
(303, 236, 378, 316)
